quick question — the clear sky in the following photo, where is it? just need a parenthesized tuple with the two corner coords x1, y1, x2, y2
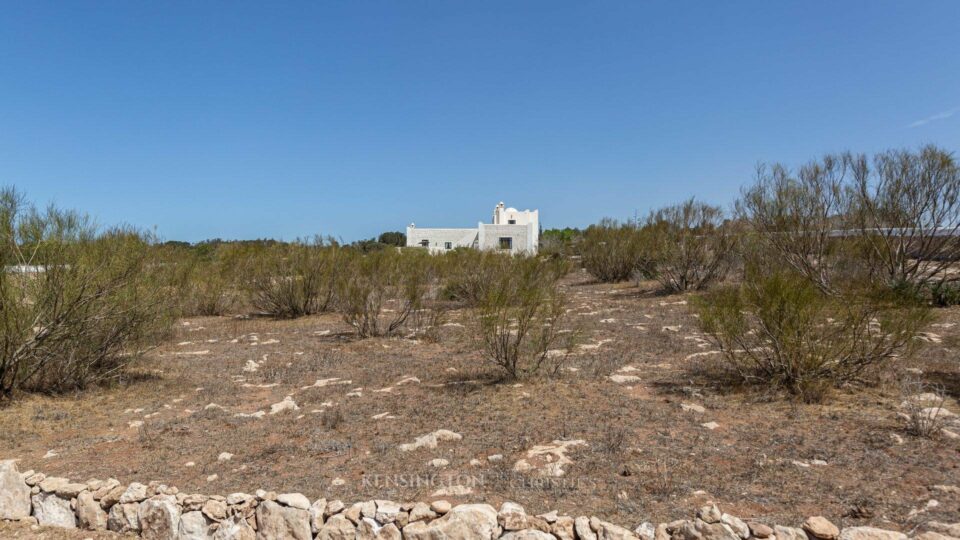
(2, 2, 959, 242)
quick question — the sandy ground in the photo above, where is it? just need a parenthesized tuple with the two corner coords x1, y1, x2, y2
(2, 270, 958, 531)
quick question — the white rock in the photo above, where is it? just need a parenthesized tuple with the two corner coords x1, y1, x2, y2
(512, 439, 588, 477)
(108, 502, 141, 533)
(269, 396, 300, 415)
(178, 510, 215, 540)
(402, 504, 501, 540)
(277, 492, 311, 510)
(0, 460, 31, 520)
(212, 514, 256, 540)
(138, 495, 181, 540)
(681, 403, 706, 414)
(398, 429, 463, 452)
(257, 499, 312, 540)
(838, 527, 908, 540)
(32, 492, 76, 528)
(120, 482, 148, 503)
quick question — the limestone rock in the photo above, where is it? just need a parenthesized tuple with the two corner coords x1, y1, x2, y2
(318, 513, 357, 540)
(325, 499, 345, 516)
(179, 510, 216, 540)
(595, 519, 640, 540)
(256, 500, 312, 539)
(398, 429, 463, 452)
(924, 524, 960, 539)
(277, 492, 311, 511)
(120, 482, 149, 503)
(203, 499, 229, 521)
(24, 471, 45, 486)
(775, 526, 812, 540)
(358, 517, 403, 540)
(77, 491, 109, 530)
(748, 523, 774, 539)
(139, 494, 181, 540)
(721, 514, 749, 539)
(37, 476, 68, 493)
(403, 504, 501, 540)
(183, 493, 210, 512)
(912, 532, 954, 540)
(99, 484, 126, 509)
(501, 530, 557, 540)
(431, 500, 452, 514)
(213, 514, 256, 540)
(32, 491, 76, 528)
(838, 527, 907, 540)
(513, 440, 587, 477)
(309, 498, 327, 532)
(636, 523, 656, 540)
(108, 501, 141, 533)
(673, 519, 739, 540)
(500, 502, 529, 530)
(553, 516, 576, 540)
(376, 500, 403, 523)
(0, 460, 31, 520)
(227, 493, 254, 505)
(409, 502, 437, 522)
(804, 517, 840, 540)
(698, 506, 722, 525)
(576, 517, 599, 540)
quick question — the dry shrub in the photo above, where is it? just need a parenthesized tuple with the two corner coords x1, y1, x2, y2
(438, 249, 514, 306)
(899, 379, 947, 439)
(645, 198, 734, 292)
(244, 239, 342, 318)
(696, 268, 928, 402)
(740, 145, 960, 295)
(579, 219, 649, 283)
(169, 243, 248, 316)
(473, 256, 575, 379)
(337, 249, 439, 338)
(0, 188, 174, 400)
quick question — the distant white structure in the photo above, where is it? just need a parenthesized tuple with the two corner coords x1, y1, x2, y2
(406, 202, 539, 255)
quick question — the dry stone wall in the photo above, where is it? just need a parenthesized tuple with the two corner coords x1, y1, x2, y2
(1, 460, 957, 540)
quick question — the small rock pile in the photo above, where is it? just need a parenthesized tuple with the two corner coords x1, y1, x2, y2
(1, 460, 957, 540)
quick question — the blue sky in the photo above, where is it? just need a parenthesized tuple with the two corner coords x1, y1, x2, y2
(2, 1, 958, 242)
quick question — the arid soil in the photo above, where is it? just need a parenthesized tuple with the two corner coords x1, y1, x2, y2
(2, 271, 958, 532)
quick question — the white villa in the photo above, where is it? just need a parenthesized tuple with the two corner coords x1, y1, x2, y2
(406, 202, 540, 255)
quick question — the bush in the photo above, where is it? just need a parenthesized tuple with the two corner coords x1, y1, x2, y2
(337, 250, 439, 338)
(929, 282, 960, 307)
(739, 146, 960, 295)
(170, 243, 246, 316)
(473, 256, 574, 378)
(851, 146, 960, 288)
(737, 156, 856, 294)
(645, 198, 733, 292)
(696, 267, 928, 402)
(0, 188, 173, 400)
(579, 219, 649, 283)
(244, 239, 342, 318)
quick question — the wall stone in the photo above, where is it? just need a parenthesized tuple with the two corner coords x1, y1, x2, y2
(0, 460, 952, 540)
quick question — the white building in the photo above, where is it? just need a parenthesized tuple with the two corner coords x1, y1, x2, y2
(406, 202, 539, 255)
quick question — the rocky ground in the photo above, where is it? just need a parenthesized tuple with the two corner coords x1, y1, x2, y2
(1, 270, 958, 534)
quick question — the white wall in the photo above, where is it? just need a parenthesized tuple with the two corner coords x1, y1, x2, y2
(478, 223, 536, 254)
(406, 227, 478, 253)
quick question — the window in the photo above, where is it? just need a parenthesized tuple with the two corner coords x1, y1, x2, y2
(508, 219, 516, 224)
(444, 242, 452, 250)
(498, 237, 512, 250)
(419, 239, 429, 247)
